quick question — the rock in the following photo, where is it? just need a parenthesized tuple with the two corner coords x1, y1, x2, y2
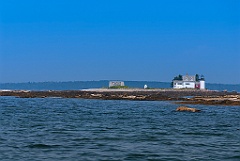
(176, 106, 201, 112)
(90, 94, 102, 97)
(122, 95, 136, 99)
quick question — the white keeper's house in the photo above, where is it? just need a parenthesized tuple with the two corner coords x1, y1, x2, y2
(172, 74, 205, 89)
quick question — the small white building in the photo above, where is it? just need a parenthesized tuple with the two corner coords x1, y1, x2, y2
(172, 74, 205, 89)
(144, 84, 148, 89)
(109, 81, 125, 88)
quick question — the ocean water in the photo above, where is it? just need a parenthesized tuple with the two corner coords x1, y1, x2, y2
(0, 81, 240, 92)
(0, 96, 239, 161)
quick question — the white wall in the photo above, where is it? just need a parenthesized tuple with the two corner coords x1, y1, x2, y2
(173, 82, 183, 89)
(183, 82, 195, 88)
(200, 80, 205, 90)
(173, 81, 195, 89)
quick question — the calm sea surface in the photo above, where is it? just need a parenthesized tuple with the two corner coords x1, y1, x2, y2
(0, 96, 239, 161)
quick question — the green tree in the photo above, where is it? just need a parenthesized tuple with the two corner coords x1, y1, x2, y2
(195, 74, 199, 81)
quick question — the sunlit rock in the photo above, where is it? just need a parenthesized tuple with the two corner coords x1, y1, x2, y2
(176, 106, 201, 112)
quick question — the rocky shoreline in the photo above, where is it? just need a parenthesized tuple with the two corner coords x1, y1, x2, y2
(0, 89, 239, 106)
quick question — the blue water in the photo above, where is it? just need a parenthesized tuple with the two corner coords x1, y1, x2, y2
(0, 81, 240, 92)
(0, 97, 239, 161)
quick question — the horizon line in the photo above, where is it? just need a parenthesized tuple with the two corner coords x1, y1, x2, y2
(0, 80, 239, 85)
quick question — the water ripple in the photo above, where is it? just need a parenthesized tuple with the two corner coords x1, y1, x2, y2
(26, 144, 61, 149)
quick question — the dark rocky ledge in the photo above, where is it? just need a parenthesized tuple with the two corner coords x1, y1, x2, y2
(0, 89, 239, 106)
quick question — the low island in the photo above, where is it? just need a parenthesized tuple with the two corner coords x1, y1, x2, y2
(0, 88, 239, 106)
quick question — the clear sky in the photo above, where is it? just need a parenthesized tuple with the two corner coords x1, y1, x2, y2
(0, 0, 239, 84)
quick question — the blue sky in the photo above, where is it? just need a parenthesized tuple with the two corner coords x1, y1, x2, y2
(0, 0, 239, 84)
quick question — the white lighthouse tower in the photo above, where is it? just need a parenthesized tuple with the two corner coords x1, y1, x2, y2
(199, 75, 205, 90)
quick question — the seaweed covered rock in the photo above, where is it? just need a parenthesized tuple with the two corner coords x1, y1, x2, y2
(176, 106, 201, 112)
